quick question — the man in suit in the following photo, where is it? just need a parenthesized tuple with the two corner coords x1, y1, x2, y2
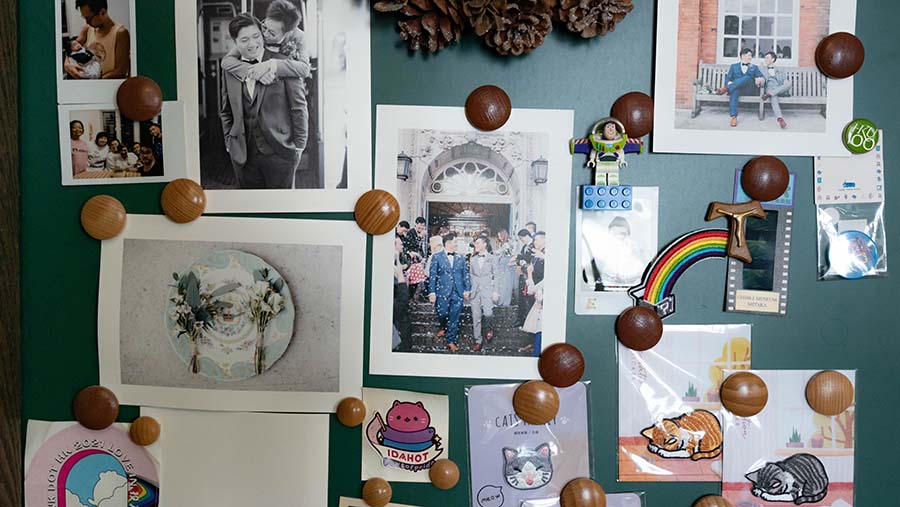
(762, 51, 792, 129)
(428, 234, 471, 352)
(717, 48, 765, 128)
(220, 14, 308, 189)
(469, 236, 499, 352)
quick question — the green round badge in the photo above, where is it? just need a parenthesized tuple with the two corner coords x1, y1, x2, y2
(843, 118, 879, 154)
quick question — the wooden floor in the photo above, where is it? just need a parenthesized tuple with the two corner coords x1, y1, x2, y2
(0, 0, 21, 505)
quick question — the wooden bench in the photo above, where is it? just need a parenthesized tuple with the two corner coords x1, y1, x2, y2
(692, 62, 827, 120)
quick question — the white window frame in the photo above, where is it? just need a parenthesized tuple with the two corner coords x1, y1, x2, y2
(716, 0, 801, 65)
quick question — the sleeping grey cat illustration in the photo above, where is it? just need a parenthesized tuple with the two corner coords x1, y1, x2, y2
(502, 444, 553, 490)
(745, 453, 829, 505)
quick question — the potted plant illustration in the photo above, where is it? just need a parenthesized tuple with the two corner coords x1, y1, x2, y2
(811, 430, 825, 448)
(683, 382, 700, 402)
(706, 384, 720, 402)
(786, 428, 804, 448)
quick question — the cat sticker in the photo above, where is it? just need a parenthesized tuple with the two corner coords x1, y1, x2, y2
(640, 409, 723, 461)
(366, 400, 444, 473)
(745, 453, 829, 505)
(502, 444, 553, 490)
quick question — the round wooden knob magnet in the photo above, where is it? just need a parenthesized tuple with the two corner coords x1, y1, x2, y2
(560, 477, 606, 507)
(720, 372, 768, 417)
(465, 85, 512, 131)
(73, 386, 120, 431)
(742, 156, 789, 202)
(354, 190, 400, 235)
(615, 306, 663, 351)
(362, 477, 392, 507)
(538, 343, 585, 388)
(81, 195, 126, 240)
(116, 76, 163, 122)
(611, 91, 654, 138)
(806, 370, 854, 416)
(429, 459, 460, 490)
(336, 397, 367, 427)
(161, 178, 206, 223)
(513, 380, 560, 425)
(816, 32, 864, 79)
(129, 416, 161, 446)
(693, 495, 733, 507)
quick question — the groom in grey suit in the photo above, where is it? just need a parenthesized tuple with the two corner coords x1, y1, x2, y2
(469, 236, 499, 352)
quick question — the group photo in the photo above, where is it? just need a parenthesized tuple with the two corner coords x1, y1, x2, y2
(196, 0, 349, 191)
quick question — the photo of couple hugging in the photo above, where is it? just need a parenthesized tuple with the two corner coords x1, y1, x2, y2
(717, 48, 794, 129)
(392, 219, 546, 357)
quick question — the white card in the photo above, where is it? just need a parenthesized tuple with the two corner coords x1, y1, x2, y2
(815, 132, 885, 204)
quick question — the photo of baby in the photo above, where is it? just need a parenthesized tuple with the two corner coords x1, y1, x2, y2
(60, 0, 132, 80)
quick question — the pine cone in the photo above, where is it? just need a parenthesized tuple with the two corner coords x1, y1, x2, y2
(462, 0, 509, 37)
(375, 0, 465, 53)
(482, 0, 555, 56)
(556, 0, 633, 38)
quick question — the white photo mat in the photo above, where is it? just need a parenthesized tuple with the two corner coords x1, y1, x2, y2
(59, 101, 188, 185)
(370, 105, 574, 380)
(55, 0, 138, 105)
(652, 0, 857, 156)
(174, 0, 372, 212)
(98, 215, 365, 413)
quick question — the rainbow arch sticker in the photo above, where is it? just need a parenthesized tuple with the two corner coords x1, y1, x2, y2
(629, 229, 729, 311)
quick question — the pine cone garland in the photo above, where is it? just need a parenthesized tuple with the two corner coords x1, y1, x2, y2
(556, 0, 634, 38)
(375, 0, 465, 53)
(480, 0, 555, 56)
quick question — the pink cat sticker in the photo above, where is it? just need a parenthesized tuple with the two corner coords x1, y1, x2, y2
(366, 399, 444, 473)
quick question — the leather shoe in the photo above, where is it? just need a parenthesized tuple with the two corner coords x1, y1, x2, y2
(777, 117, 787, 129)
(447, 343, 459, 352)
(717, 87, 728, 95)
(730, 116, 738, 127)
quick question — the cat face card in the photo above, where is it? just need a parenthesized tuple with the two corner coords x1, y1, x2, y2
(722, 370, 856, 507)
(618, 324, 752, 482)
(361, 387, 450, 483)
(467, 382, 591, 507)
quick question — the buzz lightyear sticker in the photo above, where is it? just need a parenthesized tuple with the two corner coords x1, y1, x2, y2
(361, 388, 450, 483)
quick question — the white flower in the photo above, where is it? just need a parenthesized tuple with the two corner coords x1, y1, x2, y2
(253, 281, 270, 295)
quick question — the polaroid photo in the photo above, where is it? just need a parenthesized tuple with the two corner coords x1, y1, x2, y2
(618, 324, 752, 482)
(175, 0, 372, 212)
(653, 0, 857, 156)
(59, 101, 187, 185)
(369, 105, 574, 380)
(98, 215, 365, 413)
(339, 498, 419, 507)
(24, 421, 160, 507)
(722, 370, 856, 506)
(575, 187, 659, 315)
(520, 493, 645, 507)
(726, 169, 795, 315)
(144, 407, 329, 506)
(55, 0, 137, 104)
(361, 388, 450, 483)
(467, 383, 591, 507)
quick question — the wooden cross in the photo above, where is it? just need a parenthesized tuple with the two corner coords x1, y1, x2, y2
(705, 201, 766, 263)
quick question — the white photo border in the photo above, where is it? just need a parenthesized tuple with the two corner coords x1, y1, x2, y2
(369, 105, 574, 380)
(55, 0, 138, 105)
(174, 0, 372, 212)
(98, 215, 365, 413)
(652, 0, 857, 157)
(59, 101, 188, 186)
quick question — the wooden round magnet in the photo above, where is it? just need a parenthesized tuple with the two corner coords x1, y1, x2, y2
(538, 343, 585, 388)
(73, 385, 120, 431)
(465, 85, 512, 131)
(611, 91, 654, 138)
(742, 156, 789, 202)
(720, 372, 768, 417)
(161, 178, 206, 223)
(513, 380, 560, 425)
(816, 32, 864, 79)
(693, 495, 733, 507)
(336, 397, 367, 427)
(116, 76, 163, 122)
(354, 190, 400, 235)
(615, 306, 663, 351)
(560, 477, 606, 507)
(429, 459, 460, 490)
(81, 195, 126, 240)
(129, 416, 161, 446)
(362, 477, 392, 507)
(806, 370, 854, 416)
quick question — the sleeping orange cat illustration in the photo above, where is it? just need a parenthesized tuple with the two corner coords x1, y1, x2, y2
(639, 409, 722, 461)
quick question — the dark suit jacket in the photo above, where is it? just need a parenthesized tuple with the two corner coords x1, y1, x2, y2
(429, 251, 471, 312)
(220, 50, 308, 171)
(725, 62, 764, 84)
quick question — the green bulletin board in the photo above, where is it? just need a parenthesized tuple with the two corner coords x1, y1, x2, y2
(17, 1, 900, 505)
